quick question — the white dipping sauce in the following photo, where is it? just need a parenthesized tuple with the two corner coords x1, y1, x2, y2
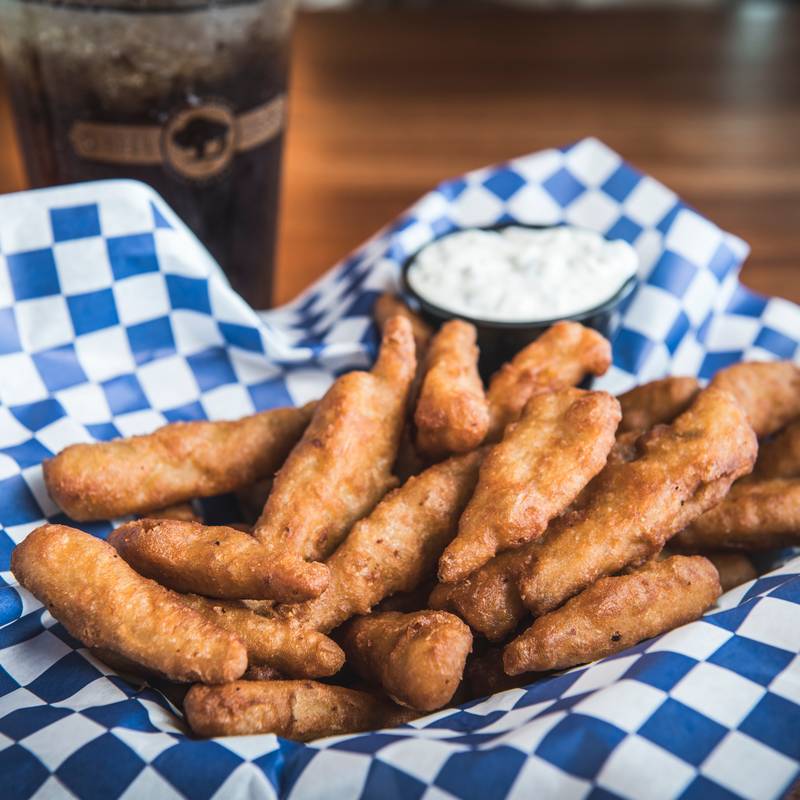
(406, 226, 638, 323)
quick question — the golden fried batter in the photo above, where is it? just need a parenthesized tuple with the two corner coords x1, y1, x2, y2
(517, 387, 756, 615)
(342, 610, 472, 711)
(184, 680, 417, 740)
(278, 451, 483, 634)
(439, 388, 620, 583)
(108, 519, 327, 602)
(44, 403, 314, 521)
(504, 556, 720, 675)
(485, 321, 611, 440)
(373, 292, 433, 357)
(702, 552, 758, 592)
(253, 316, 416, 595)
(710, 360, 800, 438)
(754, 419, 800, 479)
(618, 376, 700, 433)
(176, 595, 343, 678)
(11, 525, 247, 684)
(432, 387, 756, 638)
(415, 320, 489, 459)
(672, 478, 800, 551)
(429, 544, 532, 643)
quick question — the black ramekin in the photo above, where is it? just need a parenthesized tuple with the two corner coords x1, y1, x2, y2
(401, 223, 637, 379)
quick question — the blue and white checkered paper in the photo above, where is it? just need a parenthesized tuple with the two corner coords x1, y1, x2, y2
(1, 138, 799, 800)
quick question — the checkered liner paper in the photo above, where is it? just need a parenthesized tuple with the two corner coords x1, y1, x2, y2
(0, 137, 798, 800)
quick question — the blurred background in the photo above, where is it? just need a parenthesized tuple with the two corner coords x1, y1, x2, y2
(0, 0, 797, 305)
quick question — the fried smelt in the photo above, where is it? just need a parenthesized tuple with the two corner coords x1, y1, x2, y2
(710, 360, 800, 438)
(415, 320, 489, 459)
(184, 680, 417, 740)
(504, 556, 721, 675)
(178, 595, 343, 678)
(439, 388, 620, 583)
(429, 544, 533, 642)
(485, 321, 611, 440)
(94, 597, 343, 681)
(278, 451, 483, 634)
(672, 479, 800, 551)
(618, 376, 700, 433)
(252, 316, 416, 593)
(434, 387, 756, 638)
(147, 502, 200, 522)
(703, 552, 758, 592)
(108, 519, 326, 602)
(342, 611, 472, 711)
(373, 292, 433, 357)
(43, 403, 314, 521)
(11, 525, 247, 684)
(518, 386, 757, 616)
(754, 419, 800, 479)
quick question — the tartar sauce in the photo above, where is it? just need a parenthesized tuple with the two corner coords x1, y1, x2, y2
(406, 226, 638, 323)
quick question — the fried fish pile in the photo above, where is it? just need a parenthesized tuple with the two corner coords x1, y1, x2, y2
(13, 292, 800, 742)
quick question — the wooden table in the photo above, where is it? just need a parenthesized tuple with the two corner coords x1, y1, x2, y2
(1, 4, 799, 306)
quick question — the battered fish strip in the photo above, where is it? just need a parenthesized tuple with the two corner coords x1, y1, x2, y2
(439, 388, 620, 583)
(373, 292, 433, 358)
(754, 419, 800, 479)
(485, 321, 611, 440)
(277, 451, 483, 634)
(43, 403, 314, 521)
(429, 539, 539, 642)
(341, 611, 472, 711)
(432, 387, 756, 638)
(518, 387, 757, 616)
(253, 316, 416, 595)
(702, 552, 758, 592)
(108, 519, 327, 602)
(184, 680, 417, 740)
(709, 360, 800, 438)
(672, 478, 800, 551)
(415, 320, 489, 459)
(11, 525, 247, 684)
(618, 376, 700, 433)
(178, 595, 344, 678)
(504, 556, 720, 675)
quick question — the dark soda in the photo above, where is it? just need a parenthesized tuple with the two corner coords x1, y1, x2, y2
(0, 0, 295, 308)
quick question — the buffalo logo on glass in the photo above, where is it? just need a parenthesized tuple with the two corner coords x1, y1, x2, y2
(163, 103, 236, 181)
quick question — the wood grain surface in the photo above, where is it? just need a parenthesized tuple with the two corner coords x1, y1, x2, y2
(1, 5, 798, 306)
